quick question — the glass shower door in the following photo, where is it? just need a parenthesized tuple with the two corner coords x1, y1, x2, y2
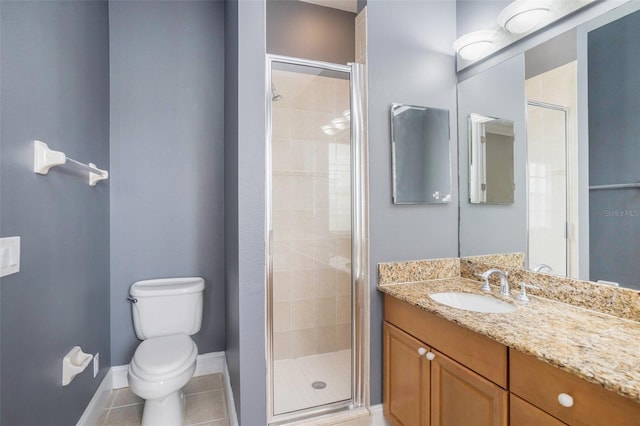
(527, 102, 568, 275)
(268, 58, 353, 418)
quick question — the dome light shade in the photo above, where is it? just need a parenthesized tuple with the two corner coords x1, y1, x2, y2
(321, 124, 339, 136)
(453, 31, 496, 61)
(331, 117, 349, 130)
(498, 0, 551, 34)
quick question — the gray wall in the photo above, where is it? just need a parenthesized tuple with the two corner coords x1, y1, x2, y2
(456, 0, 510, 36)
(0, 1, 110, 424)
(367, 0, 458, 405)
(267, 0, 355, 64)
(525, 29, 577, 79)
(109, 0, 226, 366)
(587, 9, 640, 289)
(457, 55, 527, 257)
(224, 0, 241, 419)
(225, 0, 267, 423)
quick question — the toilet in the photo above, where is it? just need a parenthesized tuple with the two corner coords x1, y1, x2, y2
(127, 277, 205, 426)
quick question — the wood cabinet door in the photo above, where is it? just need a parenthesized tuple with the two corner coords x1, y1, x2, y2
(510, 393, 567, 426)
(431, 349, 507, 426)
(383, 322, 430, 426)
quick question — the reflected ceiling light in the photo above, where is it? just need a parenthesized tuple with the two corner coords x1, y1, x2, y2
(452, 30, 496, 61)
(321, 124, 339, 136)
(343, 109, 351, 121)
(498, 0, 551, 34)
(331, 117, 349, 130)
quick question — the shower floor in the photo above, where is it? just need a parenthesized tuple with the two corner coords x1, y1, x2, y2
(274, 349, 352, 415)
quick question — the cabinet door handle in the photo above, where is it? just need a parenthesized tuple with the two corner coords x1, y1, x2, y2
(558, 393, 574, 407)
(426, 352, 435, 361)
(418, 347, 427, 356)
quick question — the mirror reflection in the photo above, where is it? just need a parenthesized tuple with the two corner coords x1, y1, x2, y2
(468, 114, 515, 205)
(458, 4, 640, 290)
(391, 104, 451, 204)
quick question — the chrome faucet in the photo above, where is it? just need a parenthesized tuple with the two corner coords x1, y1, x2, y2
(531, 264, 552, 273)
(479, 268, 510, 297)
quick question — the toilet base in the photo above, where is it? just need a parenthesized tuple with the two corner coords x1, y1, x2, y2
(141, 389, 185, 426)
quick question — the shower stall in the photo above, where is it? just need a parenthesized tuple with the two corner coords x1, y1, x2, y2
(526, 100, 570, 276)
(265, 55, 367, 424)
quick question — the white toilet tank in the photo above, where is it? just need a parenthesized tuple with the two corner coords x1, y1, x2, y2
(130, 277, 205, 340)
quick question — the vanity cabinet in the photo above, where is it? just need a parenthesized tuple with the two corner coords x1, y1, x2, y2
(383, 322, 430, 425)
(510, 349, 640, 426)
(510, 394, 566, 426)
(383, 295, 508, 426)
(383, 294, 640, 426)
(431, 348, 507, 426)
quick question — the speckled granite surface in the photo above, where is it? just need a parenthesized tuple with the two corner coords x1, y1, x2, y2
(461, 259, 640, 322)
(378, 258, 459, 285)
(378, 278, 640, 403)
(462, 252, 525, 269)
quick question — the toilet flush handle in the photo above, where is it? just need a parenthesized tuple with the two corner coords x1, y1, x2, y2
(127, 296, 138, 303)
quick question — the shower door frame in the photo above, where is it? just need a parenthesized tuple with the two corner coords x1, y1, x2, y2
(526, 99, 571, 275)
(265, 54, 368, 425)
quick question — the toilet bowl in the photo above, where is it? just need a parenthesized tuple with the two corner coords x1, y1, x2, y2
(126, 277, 205, 426)
(128, 334, 198, 425)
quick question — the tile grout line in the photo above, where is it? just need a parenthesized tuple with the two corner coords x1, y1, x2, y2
(183, 387, 227, 397)
(109, 401, 144, 409)
(187, 417, 230, 426)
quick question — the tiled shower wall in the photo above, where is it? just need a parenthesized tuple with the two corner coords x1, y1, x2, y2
(271, 70, 352, 360)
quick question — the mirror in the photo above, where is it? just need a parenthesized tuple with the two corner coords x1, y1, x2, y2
(468, 114, 515, 204)
(391, 104, 451, 204)
(457, 3, 640, 290)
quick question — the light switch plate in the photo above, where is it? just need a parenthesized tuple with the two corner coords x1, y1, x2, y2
(0, 236, 20, 277)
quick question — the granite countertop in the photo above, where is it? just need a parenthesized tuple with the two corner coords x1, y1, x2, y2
(378, 277, 640, 403)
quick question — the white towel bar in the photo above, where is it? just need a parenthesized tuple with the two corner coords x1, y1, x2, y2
(33, 140, 108, 187)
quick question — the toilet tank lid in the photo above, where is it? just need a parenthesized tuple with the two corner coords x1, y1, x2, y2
(130, 277, 205, 297)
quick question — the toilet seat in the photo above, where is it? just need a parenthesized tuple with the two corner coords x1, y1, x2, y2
(130, 334, 197, 381)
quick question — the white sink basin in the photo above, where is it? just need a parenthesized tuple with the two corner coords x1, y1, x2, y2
(429, 292, 516, 313)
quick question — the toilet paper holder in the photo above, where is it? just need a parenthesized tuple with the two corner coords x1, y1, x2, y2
(62, 346, 93, 386)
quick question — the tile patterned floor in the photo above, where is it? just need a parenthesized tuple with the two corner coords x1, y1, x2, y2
(97, 373, 230, 426)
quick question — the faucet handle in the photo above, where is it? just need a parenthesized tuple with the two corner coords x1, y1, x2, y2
(515, 282, 541, 302)
(475, 273, 493, 292)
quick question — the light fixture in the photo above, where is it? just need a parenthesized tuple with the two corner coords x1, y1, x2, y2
(452, 30, 496, 61)
(331, 117, 349, 130)
(343, 109, 350, 121)
(498, 0, 551, 34)
(321, 124, 339, 136)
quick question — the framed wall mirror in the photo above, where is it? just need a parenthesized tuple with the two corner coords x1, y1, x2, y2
(391, 103, 451, 204)
(457, 2, 640, 290)
(468, 114, 515, 204)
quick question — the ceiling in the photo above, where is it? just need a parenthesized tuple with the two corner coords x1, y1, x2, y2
(298, 0, 358, 14)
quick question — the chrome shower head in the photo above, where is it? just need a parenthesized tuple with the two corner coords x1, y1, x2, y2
(271, 82, 284, 102)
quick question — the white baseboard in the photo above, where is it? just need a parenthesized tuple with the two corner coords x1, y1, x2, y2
(78, 351, 233, 426)
(76, 370, 113, 426)
(223, 356, 239, 426)
(194, 351, 225, 377)
(369, 404, 389, 426)
(111, 365, 129, 389)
